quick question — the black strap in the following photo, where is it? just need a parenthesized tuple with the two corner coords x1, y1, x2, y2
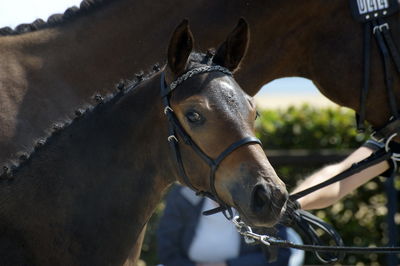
(379, 18, 400, 73)
(267, 236, 400, 254)
(205, 137, 261, 219)
(373, 20, 400, 120)
(291, 210, 345, 263)
(280, 199, 400, 263)
(357, 22, 372, 132)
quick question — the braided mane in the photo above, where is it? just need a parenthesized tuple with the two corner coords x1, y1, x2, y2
(0, 0, 116, 36)
(0, 63, 161, 179)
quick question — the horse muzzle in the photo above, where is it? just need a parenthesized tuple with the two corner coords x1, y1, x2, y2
(230, 179, 288, 227)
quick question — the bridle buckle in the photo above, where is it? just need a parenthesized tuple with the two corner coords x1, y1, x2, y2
(167, 135, 178, 143)
(164, 106, 173, 115)
(373, 22, 389, 34)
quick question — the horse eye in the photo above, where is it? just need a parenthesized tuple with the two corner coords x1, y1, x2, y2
(186, 111, 203, 124)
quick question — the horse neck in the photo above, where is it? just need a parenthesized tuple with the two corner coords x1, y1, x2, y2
(1, 0, 345, 102)
(234, 1, 345, 90)
(96, 73, 175, 207)
(2, 0, 340, 95)
(38, 73, 175, 263)
(3, 0, 199, 97)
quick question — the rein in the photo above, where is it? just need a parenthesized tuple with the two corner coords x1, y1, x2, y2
(232, 215, 400, 261)
(160, 65, 262, 219)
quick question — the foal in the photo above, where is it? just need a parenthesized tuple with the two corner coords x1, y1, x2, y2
(0, 19, 287, 265)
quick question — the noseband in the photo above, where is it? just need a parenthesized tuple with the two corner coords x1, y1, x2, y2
(160, 65, 262, 219)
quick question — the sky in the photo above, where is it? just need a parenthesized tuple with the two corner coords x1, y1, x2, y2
(0, 0, 333, 107)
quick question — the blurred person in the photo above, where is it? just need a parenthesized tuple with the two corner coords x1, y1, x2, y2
(157, 184, 303, 266)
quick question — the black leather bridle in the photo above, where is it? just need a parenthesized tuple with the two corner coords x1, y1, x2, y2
(160, 65, 262, 219)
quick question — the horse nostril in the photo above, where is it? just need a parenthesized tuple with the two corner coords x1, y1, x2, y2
(252, 184, 270, 212)
(277, 189, 289, 209)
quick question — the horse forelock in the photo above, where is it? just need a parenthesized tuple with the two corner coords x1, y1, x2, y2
(0, 66, 160, 180)
(0, 0, 119, 36)
(187, 51, 215, 66)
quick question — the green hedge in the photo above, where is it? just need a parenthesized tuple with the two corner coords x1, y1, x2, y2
(255, 105, 368, 149)
(140, 105, 398, 265)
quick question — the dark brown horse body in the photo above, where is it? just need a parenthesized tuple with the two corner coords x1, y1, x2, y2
(0, 0, 399, 264)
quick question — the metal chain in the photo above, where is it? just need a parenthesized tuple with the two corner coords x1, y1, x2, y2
(232, 216, 272, 245)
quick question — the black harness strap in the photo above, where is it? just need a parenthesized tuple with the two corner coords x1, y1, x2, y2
(291, 210, 345, 263)
(373, 19, 400, 119)
(379, 18, 400, 73)
(267, 236, 400, 254)
(357, 21, 373, 131)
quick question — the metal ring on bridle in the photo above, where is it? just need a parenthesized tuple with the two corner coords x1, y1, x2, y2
(385, 133, 400, 161)
(164, 106, 173, 115)
(167, 135, 178, 143)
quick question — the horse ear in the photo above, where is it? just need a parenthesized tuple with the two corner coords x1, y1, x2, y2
(213, 18, 249, 72)
(167, 19, 194, 76)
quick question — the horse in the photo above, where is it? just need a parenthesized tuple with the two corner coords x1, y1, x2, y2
(1, 0, 399, 264)
(0, 19, 288, 265)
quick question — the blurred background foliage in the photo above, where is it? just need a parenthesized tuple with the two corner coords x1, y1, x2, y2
(140, 105, 399, 265)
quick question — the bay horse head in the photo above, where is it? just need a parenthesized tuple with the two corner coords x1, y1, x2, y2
(162, 19, 288, 227)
